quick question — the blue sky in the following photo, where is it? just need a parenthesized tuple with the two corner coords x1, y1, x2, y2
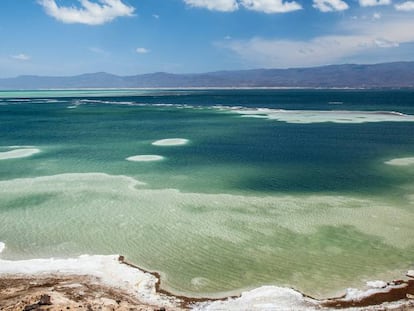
(1, 0, 414, 77)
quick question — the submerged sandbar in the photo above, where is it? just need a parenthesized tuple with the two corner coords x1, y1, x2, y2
(0, 148, 40, 160)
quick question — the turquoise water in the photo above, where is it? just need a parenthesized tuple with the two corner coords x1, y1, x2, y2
(1, 89, 414, 298)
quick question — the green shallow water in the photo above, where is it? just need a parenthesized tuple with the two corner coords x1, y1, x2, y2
(0, 89, 414, 298)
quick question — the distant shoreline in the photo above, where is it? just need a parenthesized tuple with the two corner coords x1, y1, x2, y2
(2, 86, 414, 91)
(1, 62, 414, 89)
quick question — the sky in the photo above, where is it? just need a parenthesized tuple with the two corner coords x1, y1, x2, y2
(1, 0, 414, 77)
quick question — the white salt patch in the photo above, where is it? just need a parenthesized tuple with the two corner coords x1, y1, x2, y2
(407, 270, 414, 278)
(152, 138, 189, 146)
(0, 148, 40, 160)
(0, 242, 5, 254)
(366, 280, 387, 288)
(385, 157, 414, 166)
(194, 286, 318, 311)
(231, 108, 414, 124)
(0, 255, 177, 308)
(126, 155, 164, 162)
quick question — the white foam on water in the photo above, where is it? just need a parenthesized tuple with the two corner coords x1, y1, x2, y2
(126, 155, 164, 162)
(0, 254, 178, 308)
(385, 157, 414, 166)
(193, 286, 318, 311)
(0, 148, 40, 160)
(0, 242, 5, 254)
(228, 108, 414, 124)
(152, 138, 189, 146)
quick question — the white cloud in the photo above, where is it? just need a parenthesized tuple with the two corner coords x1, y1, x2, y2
(372, 12, 382, 19)
(359, 0, 391, 6)
(395, 1, 414, 10)
(183, 0, 301, 12)
(240, 0, 302, 13)
(220, 17, 414, 67)
(11, 54, 31, 61)
(374, 38, 399, 47)
(222, 36, 370, 67)
(183, 0, 239, 12)
(136, 47, 150, 54)
(38, 0, 135, 25)
(313, 0, 349, 12)
(152, 14, 160, 19)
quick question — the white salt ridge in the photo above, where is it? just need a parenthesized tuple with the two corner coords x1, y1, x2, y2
(230, 108, 414, 124)
(194, 286, 318, 310)
(342, 282, 407, 301)
(0, 255, 177, 308)
(126, 155, 164, 162)
(0, 242, 5, 254)
(152, 138, 189, 146)
(0, 148, 40, 160)
(385, 157, 414, 166)
(407, 270, 414, 278)
(366, 280, 387, 288)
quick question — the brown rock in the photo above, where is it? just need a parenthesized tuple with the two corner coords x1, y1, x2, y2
(39, 294, 52, 306)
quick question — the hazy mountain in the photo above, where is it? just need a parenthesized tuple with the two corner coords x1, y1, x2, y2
(1, 62, 414, 89)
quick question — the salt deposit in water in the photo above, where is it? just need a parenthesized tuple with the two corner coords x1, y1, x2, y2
(231, 108, 414, 124)
(385, 157, 414, 166)
(126, 155, 164, 162)
(152, 138, 189, 146)
(0, 148, 40, 160)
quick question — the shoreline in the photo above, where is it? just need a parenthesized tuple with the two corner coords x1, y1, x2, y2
(115, 256, 414, 310)
(1, 254, 413, 310)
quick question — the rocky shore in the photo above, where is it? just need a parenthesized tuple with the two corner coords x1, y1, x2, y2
(0, 275, 173, 311)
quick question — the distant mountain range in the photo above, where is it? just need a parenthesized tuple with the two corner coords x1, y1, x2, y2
(1, 62, 414, 89)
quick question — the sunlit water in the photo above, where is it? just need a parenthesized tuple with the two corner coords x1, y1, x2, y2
(1, 89, 414, 298)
